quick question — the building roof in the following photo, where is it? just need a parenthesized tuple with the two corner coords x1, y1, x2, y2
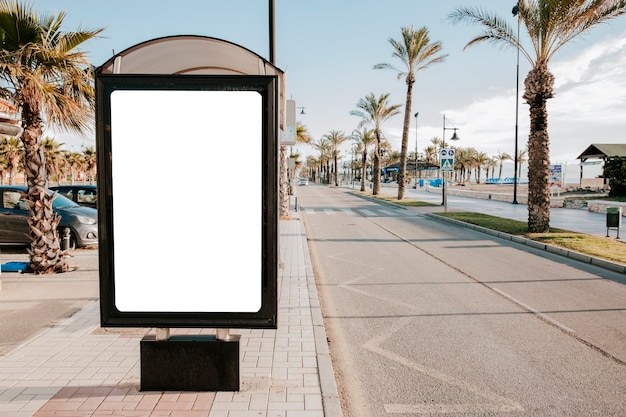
(577, 144, 626, 160)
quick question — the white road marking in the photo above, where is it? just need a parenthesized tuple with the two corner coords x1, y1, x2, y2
(491, 287, 576, 334)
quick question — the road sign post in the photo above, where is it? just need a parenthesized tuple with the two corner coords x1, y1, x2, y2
(440, 148, 455, 212)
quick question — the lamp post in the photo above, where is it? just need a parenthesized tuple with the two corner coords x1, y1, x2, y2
(414, 112, 419, 189)
(442, 114, 460, 207)
(512, 3, 520, 204)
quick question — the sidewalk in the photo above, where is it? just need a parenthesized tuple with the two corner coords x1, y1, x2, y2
(0, 210, 342, 417)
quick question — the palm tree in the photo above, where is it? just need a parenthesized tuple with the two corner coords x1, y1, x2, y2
(374, 26, 447, 200)
(305, 155, 318, 182)
(449, 0, 626, 232)
(296, 121, 313, 145)
(352, 128, 375, 191)
(494, 151, 512, 182)
(0, 1, 103, 272)
(63, 151, 84, 185)
(515, 148, 528, 181)
(42, 137, 65, 185)
(82, 146, 97, 184)
(474, 151, 490, 183)
(323, 130, 347, 186)
(424, 145, 439, 164)
(485, 157, 498, 181)
(350, 93, 401, 195)
(0, 137, 23, 184)
(313, 137, 332, 184)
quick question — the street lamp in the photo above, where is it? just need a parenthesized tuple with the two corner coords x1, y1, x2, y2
(414, 112, 419, 189)
(512, 3, 520, 204)
(442, 114, 461, 207)
(297, 106, 305, 115)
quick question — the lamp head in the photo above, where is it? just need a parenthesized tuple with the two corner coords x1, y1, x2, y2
(450, 129, 460, 141)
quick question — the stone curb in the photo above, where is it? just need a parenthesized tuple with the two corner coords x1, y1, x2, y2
(428, 213, 626, 274)
(344, 188, 625, 275)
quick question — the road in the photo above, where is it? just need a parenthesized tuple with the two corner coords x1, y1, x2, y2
(377, 184, 616, 238)
(297, 185, 626, 417)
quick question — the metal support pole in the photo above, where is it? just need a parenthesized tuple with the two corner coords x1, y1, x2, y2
(512, 4, 520, 204)
(414, 112, 419, 189)
(269, 0, 275, 64)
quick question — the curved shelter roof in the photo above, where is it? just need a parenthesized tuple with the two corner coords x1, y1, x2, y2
(96, 35, 283, 77)
(95, 34, 286, 130)
(577, 144, 626, 161)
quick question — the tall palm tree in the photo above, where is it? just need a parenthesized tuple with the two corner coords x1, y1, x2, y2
(313, 137, 332, 184)
(350, 93, 401, 195)
(449, 0, 626, 232)
(485, 157, 498, 181)
(474, 151, 490, 183)
(63, 151, 84, 185)
(352, 128, 375, 191)
(495, 151, 512, 181)
(82, 146, 96, 184)
(323, 130, 347, 186)
(515, 148, 528, 181)
(305, 155, 318, 182)
(0, 1, 103, 272)
(42, 137, 65, 185)
(0, 137, 23, 184)
(374, 26, 447, 200)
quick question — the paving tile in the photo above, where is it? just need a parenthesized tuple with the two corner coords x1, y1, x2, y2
(0, 216, 340, 417)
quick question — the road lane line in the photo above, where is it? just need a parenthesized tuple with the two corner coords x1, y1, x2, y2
(491, 287, 576, 334)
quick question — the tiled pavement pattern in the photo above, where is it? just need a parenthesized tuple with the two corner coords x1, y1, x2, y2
(0, 215, 341, 417)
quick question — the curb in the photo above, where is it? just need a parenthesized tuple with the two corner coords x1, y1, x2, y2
(427, 213, 626, 274)
(346, 188, 626, 275)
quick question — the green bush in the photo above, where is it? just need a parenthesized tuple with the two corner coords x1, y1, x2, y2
(604, 157, 626, 197)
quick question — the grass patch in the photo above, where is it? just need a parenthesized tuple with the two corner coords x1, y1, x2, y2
(351, 189, 626, 265)
(438, 212, 626, 265)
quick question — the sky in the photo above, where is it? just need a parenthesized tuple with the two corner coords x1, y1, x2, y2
(40, 0, 626, 179)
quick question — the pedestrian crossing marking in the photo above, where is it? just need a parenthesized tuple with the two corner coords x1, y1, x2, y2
(302, 207, 417, 218)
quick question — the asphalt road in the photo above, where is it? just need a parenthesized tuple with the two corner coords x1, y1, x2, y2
(298, 185, 626, 417)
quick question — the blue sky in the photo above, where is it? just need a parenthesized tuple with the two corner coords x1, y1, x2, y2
(43, 0, 626, 178)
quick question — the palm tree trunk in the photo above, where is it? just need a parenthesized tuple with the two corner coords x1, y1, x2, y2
(523, 65, 554, 233)
(398, 81, 414, 200)
(361, 151, 367, 192)
(21, 104, 73, 273)
(372, 135, 381, 195)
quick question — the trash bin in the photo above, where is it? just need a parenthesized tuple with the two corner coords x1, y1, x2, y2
(606, 207, 622, 238)
(606, 207, 622, 228)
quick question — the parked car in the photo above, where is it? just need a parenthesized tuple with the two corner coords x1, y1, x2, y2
(50, 185, 97, 208)
(0, 185, 98, 248)
(297, 178, 309, 186)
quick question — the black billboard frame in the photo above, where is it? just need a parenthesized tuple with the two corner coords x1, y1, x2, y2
(96, 74, 278, 329)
